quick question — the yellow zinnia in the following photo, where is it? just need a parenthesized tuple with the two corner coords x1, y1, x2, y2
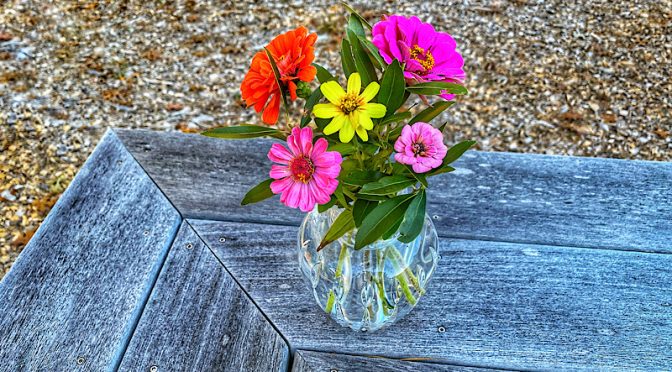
(313, 73, 387, 143)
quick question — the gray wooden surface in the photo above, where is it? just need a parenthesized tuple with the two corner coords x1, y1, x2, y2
(4, 128, 671, 371)
(116, 129, 672, 253)
(118, 221, 289, 371)
(190, 219, 672, 371)
(0, 131, 181, 371)
(292, 350, 501, 371)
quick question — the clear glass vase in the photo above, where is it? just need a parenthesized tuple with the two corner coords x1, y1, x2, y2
(297, 206, 439, 332)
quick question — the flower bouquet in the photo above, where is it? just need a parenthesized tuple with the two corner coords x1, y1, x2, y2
(203, 4, 474, 331)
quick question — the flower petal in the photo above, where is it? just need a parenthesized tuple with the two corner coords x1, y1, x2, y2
(270, 164, 291, 179)
(358, 112, 374, 130)
(363, 103, 386, 118)
(347, 72, 361, 95)
(320, 81, 346, 105)
(323, 114, 346, 135)
(313, 103, 341, 118)
(356, 127, 369, 142)
(268, 143, 293, 164)
(299, 127, 313, 155)
(284, 182, 302, 209)
(312, 137, 328, 156)
(270, 177, 294, 194)
(360, 82, 380, 103)
(339, 120, 355, 143)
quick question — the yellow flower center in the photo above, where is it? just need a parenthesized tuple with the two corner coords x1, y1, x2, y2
(339, 93, 363, 115)
(290, 156, 315, 183)
(410, 45, 435, 72)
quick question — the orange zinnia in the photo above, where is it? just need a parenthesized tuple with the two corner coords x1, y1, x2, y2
(240, 26, 317, 125)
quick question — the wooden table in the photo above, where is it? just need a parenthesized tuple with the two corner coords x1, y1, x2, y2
(1, 129, 671, 371)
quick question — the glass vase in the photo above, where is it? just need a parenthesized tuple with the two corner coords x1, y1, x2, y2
(297, 206, 439, 332)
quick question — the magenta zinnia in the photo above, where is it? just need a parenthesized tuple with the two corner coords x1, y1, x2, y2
(372, 15, 465, 100)
(394, 122, 447, 173)
(268, 127, 342, 212)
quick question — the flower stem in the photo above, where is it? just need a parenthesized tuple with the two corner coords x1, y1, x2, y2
(375, 249, 394, 316)
(325, 289, 336, 313)
(395, 272, 417, 306)
(335, 242, 348, 279)
(387, 246, 425, 295)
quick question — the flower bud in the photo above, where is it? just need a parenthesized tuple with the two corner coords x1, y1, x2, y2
(296, 81, 313, 99)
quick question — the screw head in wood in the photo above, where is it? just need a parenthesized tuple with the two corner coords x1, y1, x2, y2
(76, 356, 85, 365)
(185, 243, 193, 250)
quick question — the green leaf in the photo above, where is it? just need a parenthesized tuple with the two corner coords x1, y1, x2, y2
(340, 39, 356, 78)
(405, 166, 429, 188)
(377, 60, 406, 115)
(347, 27, 377, 86)
(406, 82, 468, 96)
(341, 1, 372, 30)
(355, 194, 415, 249)
(398, 189, 426, 243)
(352, 199, 378, 227)
(340, 170, 381, 187)
(314, 117, 332, 131)
(388, 123, 406, 141)
(357, 35, 386, 69)
(359, 175, 416, 197)
(264, 47, 290, 117)
(441, 140, 476, 167)
(340, 158, 359, 173)
(313, 63, 336, 83)
(202, 125, 284, 140)
(380, 111, 412, 126)
(318, 196, 337, 213)
(334, 184, 348, 208)
(328, 142, 356, 156)
(410, 101, 455, 124)
(241, 179, 274, 205)
(429, 165, 456, 176)
(318, 209, 355, 250)
(347, 14, 366, 37)
(300, 88, 324, 127)
(382, 218, 403, 240)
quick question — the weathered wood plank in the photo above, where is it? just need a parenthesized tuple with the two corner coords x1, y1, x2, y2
(292, 350, 502, 371)
(118, 221, 289, 371)
(191, 219, 672, 371)
(0, 130, 182, 371)
(116, 129, 672, 253)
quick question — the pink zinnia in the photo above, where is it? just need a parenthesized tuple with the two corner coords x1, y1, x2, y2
(372, 15, 465, 100)
(394, 122, 447, 173)
(268, 127, 342, 212)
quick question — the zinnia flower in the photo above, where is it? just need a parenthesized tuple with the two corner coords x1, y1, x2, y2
(241, 26, 317, 125)
(372, 15, 465, 100)
(268, 127, 342, 212)
(393, 122, 447, 173)
(312, 73, 386, 143)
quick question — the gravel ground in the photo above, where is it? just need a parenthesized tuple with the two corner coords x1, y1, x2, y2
(1, 0, 670, 278)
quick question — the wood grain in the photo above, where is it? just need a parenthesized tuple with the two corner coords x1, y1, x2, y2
(116, 129, 672, 253)
(292, 350, 502, 371)
(0, 130, 182, 371)
(118, 221, 289, 371)
(191, 219, 672, 371)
